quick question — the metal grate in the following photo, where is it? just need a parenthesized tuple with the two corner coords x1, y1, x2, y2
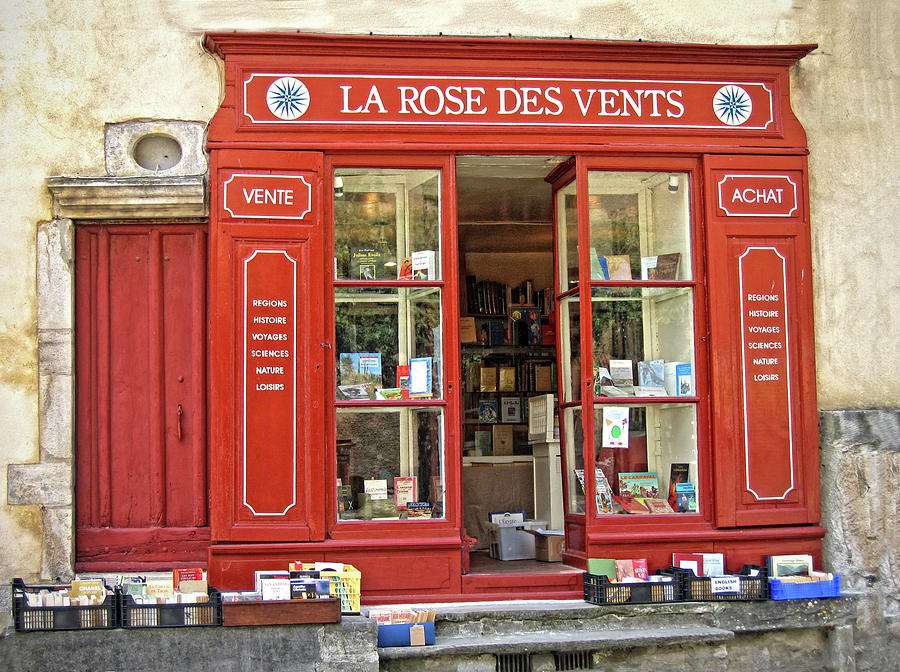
(553, 650, 594, 671)
(496, 652, 532, 672)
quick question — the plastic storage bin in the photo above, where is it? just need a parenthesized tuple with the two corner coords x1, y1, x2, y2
(12, 578, 118, 632)
(770, 575, 841, 600)
(299, 563, 361, 614)
(583, 572, 681, 605)
(676, 565, 770, 602)
(119, 587, 223, 628)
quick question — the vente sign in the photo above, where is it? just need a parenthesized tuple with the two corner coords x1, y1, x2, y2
(242, 73, 774, 130)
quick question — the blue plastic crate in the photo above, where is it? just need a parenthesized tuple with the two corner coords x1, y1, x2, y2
(769, 575, 841, 600)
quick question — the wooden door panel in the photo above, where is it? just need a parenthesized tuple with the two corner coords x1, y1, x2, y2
(75, 223, 208, 569)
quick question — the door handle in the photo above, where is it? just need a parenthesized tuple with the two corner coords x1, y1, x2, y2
(176, 404, 183, 440)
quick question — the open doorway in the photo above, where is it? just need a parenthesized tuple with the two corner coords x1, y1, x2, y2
(456, 155, 572, 575)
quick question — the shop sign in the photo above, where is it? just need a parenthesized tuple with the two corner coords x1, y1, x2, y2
(739, 246, 794, 500)
(243, 249, 297, 516)
(223, 173, 312, 220)
(717, 174, 798, 217)
(241, 73, 774, 131)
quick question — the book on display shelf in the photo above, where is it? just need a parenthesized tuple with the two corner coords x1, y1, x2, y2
(667, 463, 690, 509)
(617, 471, 660, 499)
(604, 255, 632, 280)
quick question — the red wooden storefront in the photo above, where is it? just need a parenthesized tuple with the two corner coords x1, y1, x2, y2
(78, 33, 822, 604)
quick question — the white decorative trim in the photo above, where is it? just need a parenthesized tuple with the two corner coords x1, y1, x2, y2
(242, 249, 297, 516)
(738, 246, 794, 501)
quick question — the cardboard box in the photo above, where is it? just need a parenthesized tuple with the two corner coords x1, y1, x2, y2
(534, 533, 564, 562)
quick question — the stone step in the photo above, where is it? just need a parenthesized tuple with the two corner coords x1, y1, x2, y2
(378, 624, 733, 662)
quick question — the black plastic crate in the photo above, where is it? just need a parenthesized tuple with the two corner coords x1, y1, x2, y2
(675, 565, 770, 602)
(583, 572, 682, 605)
(12, 578, 118, 632)
(119, 587, 223, 628)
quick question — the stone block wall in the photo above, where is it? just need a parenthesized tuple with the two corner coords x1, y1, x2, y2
(819, 409, 900, 671)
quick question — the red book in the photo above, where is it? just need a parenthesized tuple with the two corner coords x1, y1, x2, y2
(173, 567, 204, 590)
(632, 558, 649, 580)
(396, 365, 409, 399)
(612, 495, 649, 514)
(672, 552, 704, 577)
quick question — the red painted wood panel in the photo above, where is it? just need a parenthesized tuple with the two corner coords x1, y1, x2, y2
(704, 155, 820, 528)
(209, 149, 327, 543)
(75, 222, 208, 569)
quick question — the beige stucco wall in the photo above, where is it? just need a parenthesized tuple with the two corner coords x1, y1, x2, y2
(0, 0, 896, 589)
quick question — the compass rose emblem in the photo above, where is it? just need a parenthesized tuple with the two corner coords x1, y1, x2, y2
(713, 85, 752, 126)
(266, 77, 310, 120)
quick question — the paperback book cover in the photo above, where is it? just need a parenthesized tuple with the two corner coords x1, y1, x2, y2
(667, 462, 690, 509)
(338, 352, 383, 399)
(501, 397, 522, 423)
(478, 399, 499, 424)
(617, 471, 660, 498)
(604, 255, 632, 280)
(393, 477, 417, 510)
(408, 357, 433, 397)
(675, 481, 697, 512)
(350, 247, 386, 280)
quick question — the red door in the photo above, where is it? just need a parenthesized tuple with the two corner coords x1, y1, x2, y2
(209, 150, 327, 542)
(75, 222, 209, 570)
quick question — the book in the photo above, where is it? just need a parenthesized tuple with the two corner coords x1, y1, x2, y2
(701, 553, 725, 577)
(478, 399, 499, 423)
(601, 406, 630, 448)
(632, 558, 649, 580)
(675, 481, 697, 512)
(406, 501, 433, 518)
(498, 366, 516, 392)
(608, 359, 634, 386)
(633, 385, 667, 397)
(640, 252, 680, 280)
(254, 570, 290, 594)
(173, 568, 204, 590)
(672, 552, 704, 577)
(637, 359, 665, 387)
(408, 357, 433, 397)
(259, 577, 291, 601)
(500, 397, 522, 423)
(604, 254, 632, 280)
(375, 388, 403, 400)
(612, 494, 650, 513)
(593, 366, 613, 396)
(397, 257, 413, 280)
(617, 471, 660, 498)
(337, 484, 353, 512)
(394, 477, 417, 510)
(667, 462, 690, 509)
(534, 364, 553, 391)
(664, 361, 693, 397)
(480, 366, 498, 392)
(338, 352, 383, 394)
(474, 430, 492, 456)
(615, 559, 636, 581)
(396, 364, 410, 399)
(654, 252, 681, 280)
(587, 558, 617, 579)
(364, 478, 388, 500)
(411, 249, 436, 280)
(459, 317, 477, 344)
(594, 467, 615, 514)
(766, 554, 814, 578)
(492, 424, 514, 455)
(509, 306, 542, 345)
(350, 247, 386, 280)
(642, 497, 675, 513)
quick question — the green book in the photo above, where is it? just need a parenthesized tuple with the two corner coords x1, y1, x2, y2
(587, 558, 617, 579)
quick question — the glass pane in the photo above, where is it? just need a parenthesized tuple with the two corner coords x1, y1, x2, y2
(587, 171, 691, 281)
(336, 408, 445, 521)
(335, 288, 442, 400)
(558, 296, 581, 404)
(592, 403, 698, 515)
(591, 287, 695, 398)
(335, 169, 441, 281)
(556, 180, 578, 290)
(563, 406, 585, 515)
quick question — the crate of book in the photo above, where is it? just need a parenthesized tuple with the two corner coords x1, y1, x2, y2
(676, 566, 770, 602)
(528, 394, 558, 442)
(12, 578, 118, 632)
(583, 573, 681, 606)
(120, 586, 223, 628)
(770, 575, 841, 601)
(298, 563, 361, 614)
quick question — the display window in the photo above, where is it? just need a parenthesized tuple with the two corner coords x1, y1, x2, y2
(332, 167, 446, 522)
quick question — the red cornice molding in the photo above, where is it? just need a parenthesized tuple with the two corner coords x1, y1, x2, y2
(203, 32, 817, 67)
